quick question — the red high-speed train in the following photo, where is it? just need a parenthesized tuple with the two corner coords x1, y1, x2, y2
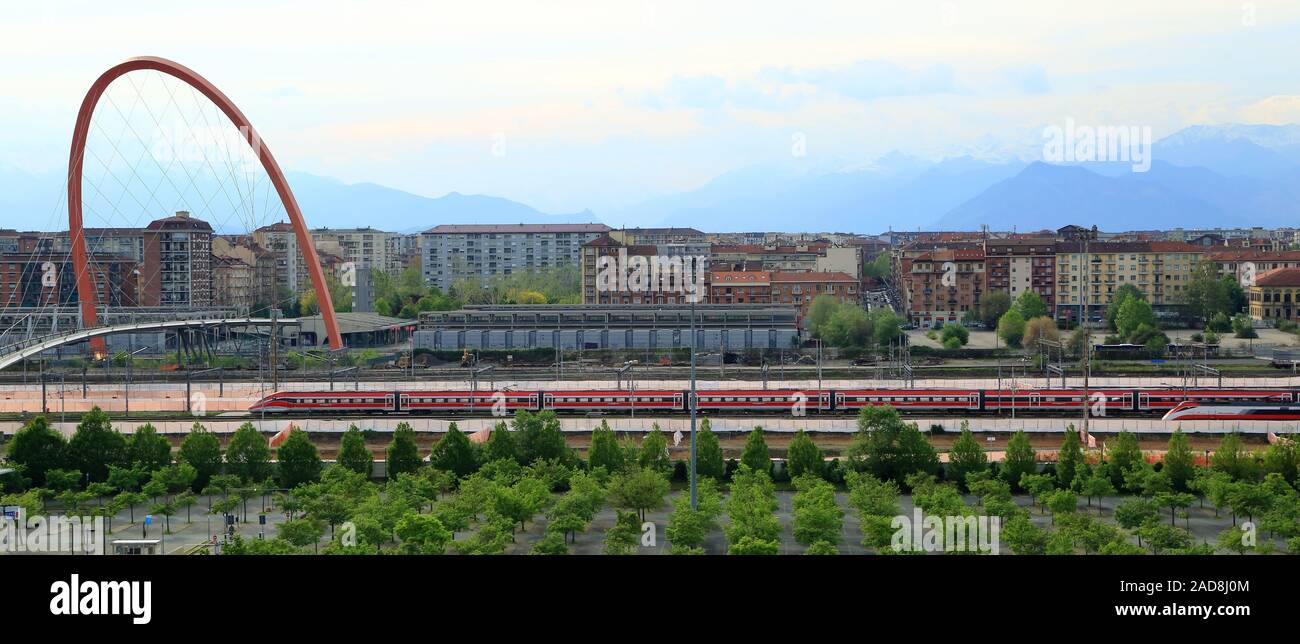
(248, 386, 1300, 416)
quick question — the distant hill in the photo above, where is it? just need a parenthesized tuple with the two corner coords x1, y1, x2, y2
(284, 172, 597, 233)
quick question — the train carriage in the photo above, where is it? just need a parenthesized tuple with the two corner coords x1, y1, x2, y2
(693, 389, 832, 413)
(541, 390, 684, 413)
(836, 389, 979, 412)
(398, 390, 539, 413)
(248, 391, 395, 413)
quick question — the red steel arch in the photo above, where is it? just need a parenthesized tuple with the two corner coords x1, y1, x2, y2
(67, 56, 343, 352)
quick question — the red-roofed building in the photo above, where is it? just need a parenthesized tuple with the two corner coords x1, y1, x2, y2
(899, 248, 986, 328)
(1249, 267, 1300, 324)
(708, 271, 770, 305)
(769, 271, 859, 329)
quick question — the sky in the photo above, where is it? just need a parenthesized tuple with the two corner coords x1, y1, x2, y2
(2, 0, 1300, 217)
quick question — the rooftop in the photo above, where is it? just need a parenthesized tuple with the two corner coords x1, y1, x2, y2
(1255, 267, 1300, 287)
(424, 223, 611, 235)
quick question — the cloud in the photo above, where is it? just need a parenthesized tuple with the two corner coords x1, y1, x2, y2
(1237, 95, 1300, 125)
(759, 59, 957, 101)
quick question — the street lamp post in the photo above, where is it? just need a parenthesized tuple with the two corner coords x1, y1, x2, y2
(689, 294, 698, 511)
(124, 346, 149, 417)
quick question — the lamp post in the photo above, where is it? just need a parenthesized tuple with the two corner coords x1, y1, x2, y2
(689, 291, 698, 511)
(124, 346, 149, 417)
(1080, 225, 1098, 439)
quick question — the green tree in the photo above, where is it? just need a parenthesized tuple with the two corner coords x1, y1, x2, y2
(587, 420, 624, 473)
(785, 430, 823, 479)
(67, 407, 127, 483)
(279, 518, 326, 552)
(5, 415, 67, 488)
(608, 466, 670, 522)
(126, 424, 172, 472)
(1262, 440, 1299, 484)
(483, 421, 519, 465)
(978, 290, 1012, 329)
(386, 422, 422, 479)
(430, 423, 478, 478)
(939, 322, 970, 348)
(946, 423, 988, 491)
(603, 510, 642, 555)
(178, 422, 222, 491)
(791, 475, 843, 547)
(1106, 283, 1145, 331)
(1013, 289, 1049, 321)
(725, 465, 781, 552)
(740, 427, 771, 474)
(638, 425, 672, 474)
(997, 309, 1027, 347)
(225, 422, 271, 483)
(1056, 428, 1083, 489)
(695, 418, 725, 480)
(1163, 429, 1196, 492)
(845, 407, 940, 486)
(277, 429, 323, 489)
(1001, 430, 1037, 492)
(514, 411, 569, 465)
(1115, 297, 1157, 342)
(395, 513, 451, 554)
(1107, 431, 1143, 489)
(337, 425, 374, 478)
(1002, 515, 1048, 555)
(1211, 433, 1255, 481)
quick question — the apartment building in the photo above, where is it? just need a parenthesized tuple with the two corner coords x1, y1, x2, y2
(141, 211, 212, 308)
(1248, 268, 1300, 324)
(1207, 250, 1300, 285)
(1053, 241, 1204, 324)
(984, 238, 1056, 317)
(769, 271, 859, 329)
(211, 253, 254, 314)
(608, 227, 705, 247)
(708, 271, 771, 305)
(310, 227, 392, 272)
(213, 235, 276, 312)
(422, 223, 609, 292)
(386, 233, 421, 275)
(898, 248, 985, 328)
(252, 222, 300, 295)
(0, 253, 138, 308)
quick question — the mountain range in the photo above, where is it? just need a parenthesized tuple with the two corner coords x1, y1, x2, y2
(1, 123, 1297, 235)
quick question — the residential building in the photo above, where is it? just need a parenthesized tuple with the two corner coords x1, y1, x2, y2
(0, 253, 138, 308)
(984, 238, 1056, 316)
(141, 211, 212, 308)
(708, 271, 771, 305)
(898, 248, 986, 328)
(1249, 268, 1300, 324)
(1053, 241, 1205, 324)
(422, 223, 609, 292)
(1208, 250, 1300, 285)
(211, 253, 254, 314)
(310, 227, 392, 272)
(769, 271, 859, 329)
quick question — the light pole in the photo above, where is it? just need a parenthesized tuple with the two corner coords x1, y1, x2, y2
(1080, 225, 1097, 440)
(124, 346, 148, 417)
(689, 293, 698, 511)
(814, 338, 823, 391)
